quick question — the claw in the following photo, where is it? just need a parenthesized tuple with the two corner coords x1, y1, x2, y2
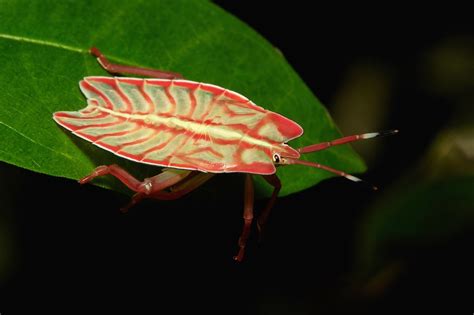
(233, 246, 245, 262)
(256, 221, 265, 243)
(120, 193, 144, 213)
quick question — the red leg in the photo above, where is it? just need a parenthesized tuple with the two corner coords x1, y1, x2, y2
(119, 171, 215, 211)
(257, 174, 281, 239)
(80, 165, 190, 192)
(90, 47, 184, 79)
(120, 192, 146, 213)
(298, 129, 399, 154)
(148, 171, 215, 200)
(233, 174, 255, 262)
(79, 165, 192, 210)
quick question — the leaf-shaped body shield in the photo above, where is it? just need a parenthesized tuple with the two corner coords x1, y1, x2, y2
(54, 76, 302, 175)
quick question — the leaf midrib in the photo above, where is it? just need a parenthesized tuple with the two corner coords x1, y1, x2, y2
(0, 33, 135, 66)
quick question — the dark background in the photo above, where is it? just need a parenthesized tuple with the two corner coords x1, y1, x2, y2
(1, 2, 472, 314)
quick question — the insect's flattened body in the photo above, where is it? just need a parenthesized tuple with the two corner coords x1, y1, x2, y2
(53, 48, 394, 263)
(54, 76, 302, 174)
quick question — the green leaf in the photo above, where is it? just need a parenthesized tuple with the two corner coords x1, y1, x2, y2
(0, 0, 365, 197)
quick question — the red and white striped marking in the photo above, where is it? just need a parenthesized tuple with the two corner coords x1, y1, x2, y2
(54, 77, 303, 174)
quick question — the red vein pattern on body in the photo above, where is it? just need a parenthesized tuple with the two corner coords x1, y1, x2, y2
(53, 76, 303, 174)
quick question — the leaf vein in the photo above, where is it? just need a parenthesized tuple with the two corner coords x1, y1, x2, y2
(0, 33, 87, 54)
(0, 121, 75, 161)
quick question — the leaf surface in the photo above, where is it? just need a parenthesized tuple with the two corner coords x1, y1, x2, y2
(0, 0, 365, 197)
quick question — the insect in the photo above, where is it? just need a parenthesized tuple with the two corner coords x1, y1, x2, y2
(53, 47, 397, 261)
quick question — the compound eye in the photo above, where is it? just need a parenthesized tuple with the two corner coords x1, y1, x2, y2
(273, 153, 281, 163)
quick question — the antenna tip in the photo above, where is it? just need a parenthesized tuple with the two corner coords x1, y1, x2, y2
(381, 129, 399, 136)
(362, 129, 399, 139)
(345, 174, 362, 182)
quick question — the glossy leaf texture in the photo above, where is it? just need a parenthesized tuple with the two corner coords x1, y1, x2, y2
(0, 0, 365, 197)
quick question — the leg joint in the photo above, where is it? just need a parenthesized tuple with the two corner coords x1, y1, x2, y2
(138, 178, 153, 195)
(243, 215, 253, 221)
